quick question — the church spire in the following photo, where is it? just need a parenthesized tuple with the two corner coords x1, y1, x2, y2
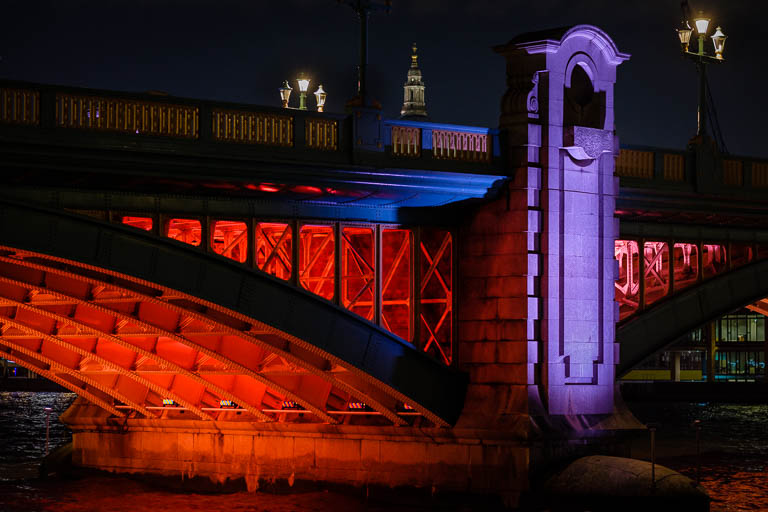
(400, 43, 428, 119)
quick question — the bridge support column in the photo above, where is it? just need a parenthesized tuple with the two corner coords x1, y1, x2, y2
(493, 26, 629, 419)
(451, 25, 635, 498)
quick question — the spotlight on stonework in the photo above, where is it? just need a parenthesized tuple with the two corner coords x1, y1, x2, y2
(314, 84, 327, 112)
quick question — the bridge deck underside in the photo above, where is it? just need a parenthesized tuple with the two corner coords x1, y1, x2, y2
(0, 201, 466, 427)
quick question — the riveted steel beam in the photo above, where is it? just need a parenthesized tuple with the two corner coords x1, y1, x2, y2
(0, 200, 467, 425)
(0, 253, 405, 425)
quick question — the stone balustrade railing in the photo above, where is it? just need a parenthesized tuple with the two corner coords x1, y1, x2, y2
(385, 119, 499, 164)
(0, 81, 344, 154)
(616, 145, 768, 192)
(1, 81, 502, 169)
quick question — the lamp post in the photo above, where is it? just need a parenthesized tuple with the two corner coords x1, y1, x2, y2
(279, 80, 292, 108)
(297, 74, 311, 111)
(314, 84, 327, 112)
(279, 77, 328, 112)
(338, 0, 391, 106)
(676, 9, 727, 138)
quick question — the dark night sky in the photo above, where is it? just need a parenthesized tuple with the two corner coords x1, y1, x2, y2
(2, 0, 767, 158)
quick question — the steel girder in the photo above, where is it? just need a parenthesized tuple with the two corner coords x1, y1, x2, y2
(0, 199, 467, 426)
(616, 259, 768, 376)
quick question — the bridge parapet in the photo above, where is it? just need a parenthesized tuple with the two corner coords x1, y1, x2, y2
(0, 80, 503, 175)
(384, 118, 500, 164)
(617, 144, 768, 200)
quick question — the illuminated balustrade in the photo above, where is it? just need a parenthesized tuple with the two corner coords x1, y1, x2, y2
(0, 88, 39, 125)
(391, 125, 421, 157)
(615, 149, 653, 179)
(753, 162, 768, 188)
(723, 159, 743, 186)
(56, 93, 199, 138)
(305, 117, 338, 150)
(663, 153, 685, 181)
(212, 109, 293, 146)
(432, 129, 490, 162)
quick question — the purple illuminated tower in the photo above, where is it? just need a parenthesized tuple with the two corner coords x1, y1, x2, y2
(495, 26, 630, 415)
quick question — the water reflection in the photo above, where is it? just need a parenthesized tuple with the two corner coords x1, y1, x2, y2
(0, 392, 75, 474)
(1, 394, 767, 511)
(628, 401, 768, 512)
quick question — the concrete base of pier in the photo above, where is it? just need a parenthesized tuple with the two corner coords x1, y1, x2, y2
(61, 393, 645, 508)
(61, 400, 530, 506)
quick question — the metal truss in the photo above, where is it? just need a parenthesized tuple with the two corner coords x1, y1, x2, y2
(0, 201, 466, 425)
(615, 239, 768, 323)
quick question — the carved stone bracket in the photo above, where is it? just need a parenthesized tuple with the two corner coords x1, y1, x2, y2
(562, 126, 614, 161)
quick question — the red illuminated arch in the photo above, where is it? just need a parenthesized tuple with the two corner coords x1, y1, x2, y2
(0, 200, 467, 426)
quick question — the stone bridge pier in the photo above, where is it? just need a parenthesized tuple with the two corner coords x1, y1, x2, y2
(37, 25, 633, 508)
(457, 24, 631, 468)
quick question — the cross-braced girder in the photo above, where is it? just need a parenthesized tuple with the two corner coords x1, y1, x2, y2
(0, 200, 467, 426)
(615, 239, 768, 323)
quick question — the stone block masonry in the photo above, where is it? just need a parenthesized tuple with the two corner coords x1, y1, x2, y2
(64, 402, 530, 507)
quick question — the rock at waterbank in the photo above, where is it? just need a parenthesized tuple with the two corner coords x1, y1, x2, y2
(539, 455, 710, 511)
(39, 441, 73, 478)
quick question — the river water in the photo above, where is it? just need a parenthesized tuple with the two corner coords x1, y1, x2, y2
(1, 391, 767, 511)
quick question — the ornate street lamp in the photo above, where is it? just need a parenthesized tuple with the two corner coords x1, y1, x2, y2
(677, 21, 693, 52)
(314, 84, 327, 112)
(693, 11, 710, 37)
(711, 26, 727, 60)
(297, 73, 311, 110)
(278, 80, 292, 109)
(676, 8, 728, 139)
